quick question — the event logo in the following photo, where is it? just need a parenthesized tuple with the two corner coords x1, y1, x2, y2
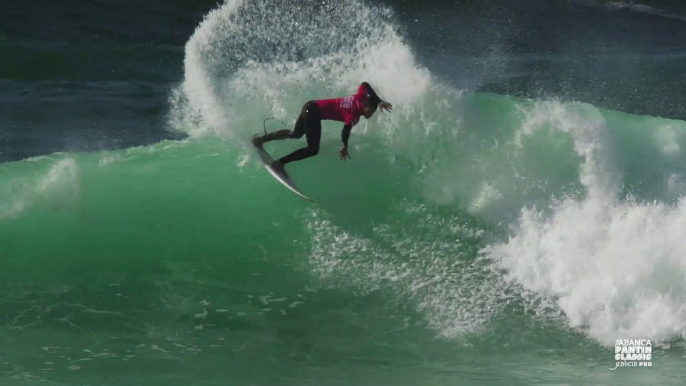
(340, 96, 354, 109)
(610, 339, 652, 370)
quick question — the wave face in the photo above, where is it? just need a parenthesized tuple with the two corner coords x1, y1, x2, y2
(2, 0, 686, 385)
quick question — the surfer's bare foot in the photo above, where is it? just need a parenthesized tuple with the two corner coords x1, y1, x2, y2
(271, 160, 287, 175)
(252, 136, 264, 148)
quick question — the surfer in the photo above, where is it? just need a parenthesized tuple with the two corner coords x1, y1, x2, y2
(252, 82, 392, 173)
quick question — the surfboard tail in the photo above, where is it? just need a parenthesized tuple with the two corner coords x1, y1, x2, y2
(254, 143, 314, 202)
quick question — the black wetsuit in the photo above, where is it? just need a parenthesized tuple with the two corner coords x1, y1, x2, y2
(258, 101, 321, 165)
(259, 82, 381, 165)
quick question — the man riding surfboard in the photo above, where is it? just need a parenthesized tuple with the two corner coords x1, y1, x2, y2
(252, 82, 392, 174)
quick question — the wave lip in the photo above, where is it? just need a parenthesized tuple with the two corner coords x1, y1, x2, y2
(483, 100, 686, 347)
(605, 1, 686, 21)
(174, 0, 429, 139)
(1, 157, 80, 221)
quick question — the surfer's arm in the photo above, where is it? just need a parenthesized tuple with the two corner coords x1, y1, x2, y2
(339, 124, 353, 161)
(341, 124, 352, 148)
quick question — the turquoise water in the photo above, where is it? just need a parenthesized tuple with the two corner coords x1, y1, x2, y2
(3, 91, 686, 384)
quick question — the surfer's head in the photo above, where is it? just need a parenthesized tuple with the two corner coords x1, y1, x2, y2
(362, 94, 381, 119)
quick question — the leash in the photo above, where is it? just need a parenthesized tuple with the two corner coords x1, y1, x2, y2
(262, 118, 289, 135)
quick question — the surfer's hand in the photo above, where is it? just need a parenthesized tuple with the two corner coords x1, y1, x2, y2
(379, 101, 393, 113)
(338, 147, 351, 161)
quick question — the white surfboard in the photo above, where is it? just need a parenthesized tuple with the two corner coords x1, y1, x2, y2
(255, 145, 314, 202)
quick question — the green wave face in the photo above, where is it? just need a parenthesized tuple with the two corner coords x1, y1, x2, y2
(3, 92, 686, 385)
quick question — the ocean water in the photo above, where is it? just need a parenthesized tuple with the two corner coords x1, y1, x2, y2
(2, 0, 686, 385)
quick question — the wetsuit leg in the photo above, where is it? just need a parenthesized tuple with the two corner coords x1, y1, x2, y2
(260, 102, 311, 143)
(278, 102, 321, 165)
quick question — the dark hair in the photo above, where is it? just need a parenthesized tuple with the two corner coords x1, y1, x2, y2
(363, 93, 381, 110)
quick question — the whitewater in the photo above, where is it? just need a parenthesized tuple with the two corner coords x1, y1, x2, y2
(1, 0, 686, 385)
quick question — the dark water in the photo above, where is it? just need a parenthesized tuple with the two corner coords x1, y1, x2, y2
(3, 0, 686, 163)
(0, 0, 205, 162)
(2, 1, 686, 385)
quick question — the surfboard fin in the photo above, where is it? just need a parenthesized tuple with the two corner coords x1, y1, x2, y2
(270, 160, 288, 178)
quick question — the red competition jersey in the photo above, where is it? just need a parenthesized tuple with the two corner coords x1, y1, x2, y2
(314, 84, 368, 127)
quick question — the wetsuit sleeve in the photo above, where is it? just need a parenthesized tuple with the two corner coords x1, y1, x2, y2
(360, 82, 382, 104)
(341, 124, 352, 148)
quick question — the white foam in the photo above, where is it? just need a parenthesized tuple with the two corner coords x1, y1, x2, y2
(1, 158, 80, 220)
(307, 204, 513, 338)
(604, 2, 686, 22)
(654, 124, 684, 157)
(175, 0, 431, 147)
(516, 100, 617, 198)
(483, 101, 686, 346)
